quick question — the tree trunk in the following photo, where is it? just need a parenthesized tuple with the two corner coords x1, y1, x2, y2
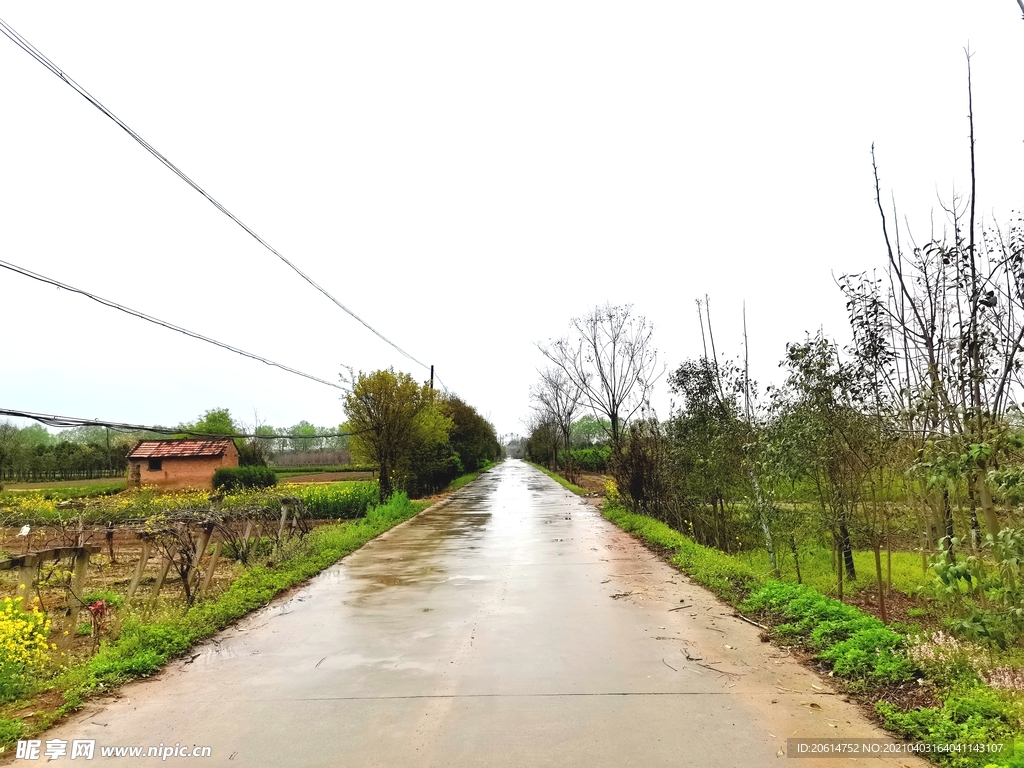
(790, 535, 802, 585)
(977, 470, 999, 537)
(943, 488, 956, 564)
(840, 520, 856, 581)
(836, 534, 844, 602)
(886, 536, 892, 598)
(968, 482, 981, 551)
(874, 541, 887, 624)
(378, 460, 393, 504)
(749, 470, 778, 577)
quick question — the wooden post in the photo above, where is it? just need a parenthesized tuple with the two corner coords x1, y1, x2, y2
(15, 555, 39, 612)
(242, 519, 254, 557)
(190, 524, 214, 592)
(68, 549, 90, 623)
(199, 541, 222, 595)
(277, 501, 291, 542)
(191, 524, 213, 573)
(106, 522, 116, 563)
(149, 556, 173, 606)
(127, 540, 152, 600)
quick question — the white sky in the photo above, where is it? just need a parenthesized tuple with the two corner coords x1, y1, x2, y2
(1, 2, 1023, 439)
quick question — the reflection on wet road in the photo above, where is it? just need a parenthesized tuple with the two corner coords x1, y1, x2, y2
(43, 460, 924, 767)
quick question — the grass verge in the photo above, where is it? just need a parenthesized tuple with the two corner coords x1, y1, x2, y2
(527, 462, 587, 495)
(0, 493, 429, 754)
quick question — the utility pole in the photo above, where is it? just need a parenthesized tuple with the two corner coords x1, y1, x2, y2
(430, 365, 434, 393)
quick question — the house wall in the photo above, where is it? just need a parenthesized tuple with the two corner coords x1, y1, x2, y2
(128, 444, 239, 490)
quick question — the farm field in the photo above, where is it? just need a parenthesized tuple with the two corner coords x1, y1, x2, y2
(0, 478, 127, 491)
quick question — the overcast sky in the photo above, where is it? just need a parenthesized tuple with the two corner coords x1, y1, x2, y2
(2, 2, 1023, 439)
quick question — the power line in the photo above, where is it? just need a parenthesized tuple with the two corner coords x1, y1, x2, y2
(0, 258, 345, 391)
(0, 408, 362, 440)
(0, 15, 439, 382)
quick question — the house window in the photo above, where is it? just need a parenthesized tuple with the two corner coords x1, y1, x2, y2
(148, 458, 163, 472)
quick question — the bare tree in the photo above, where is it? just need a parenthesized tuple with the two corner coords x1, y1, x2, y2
(538, 304, 661, 449)
(864, 51, 1024, 552)
(530, 367, 582, 477)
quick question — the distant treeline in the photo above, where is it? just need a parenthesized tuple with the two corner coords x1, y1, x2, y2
(0, 410, 361, 483)
(0, 424, 135, 482)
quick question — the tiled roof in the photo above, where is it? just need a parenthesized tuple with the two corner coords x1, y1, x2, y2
(128, 439, 233, 459)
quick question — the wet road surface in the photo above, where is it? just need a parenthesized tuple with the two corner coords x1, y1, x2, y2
(42, 460, 924, 766)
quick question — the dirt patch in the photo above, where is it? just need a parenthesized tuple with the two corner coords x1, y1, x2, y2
(554, 472, 609, 494)
(846, 588, 929, 626)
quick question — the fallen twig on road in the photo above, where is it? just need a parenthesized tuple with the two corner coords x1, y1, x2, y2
(732, 613, 768, 630)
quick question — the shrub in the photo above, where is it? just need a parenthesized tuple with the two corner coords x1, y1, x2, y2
(564, 446, 611, 472)
(0, 598, 52, 703)
(212, 466, 278, 493)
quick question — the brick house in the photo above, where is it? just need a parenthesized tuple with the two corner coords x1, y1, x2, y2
(127, 439, 239, 490)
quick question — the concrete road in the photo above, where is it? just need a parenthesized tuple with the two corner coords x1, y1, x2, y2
(40, 460, 925, 766)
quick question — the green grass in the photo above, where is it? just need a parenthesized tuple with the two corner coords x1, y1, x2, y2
(527, 463, 587, 495)
(0, 492, 429, 753)
(741, 545, 931, 599)
(271, 465, 374, 478)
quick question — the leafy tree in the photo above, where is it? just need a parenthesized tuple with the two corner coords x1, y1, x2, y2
(442, 395, 499, 473)
(344, 368, 431, 502)
(404, 403, 459, 496)
(667, 357, 748, 550)
(570, 415, 611, 448)
(286, 421, 321, 453)
(773, 333, 871, 598)
(182, 408, 236, 437)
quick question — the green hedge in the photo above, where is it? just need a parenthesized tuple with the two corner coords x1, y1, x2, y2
(212, 466, 278, 493)
(566, 446, 611, 472)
